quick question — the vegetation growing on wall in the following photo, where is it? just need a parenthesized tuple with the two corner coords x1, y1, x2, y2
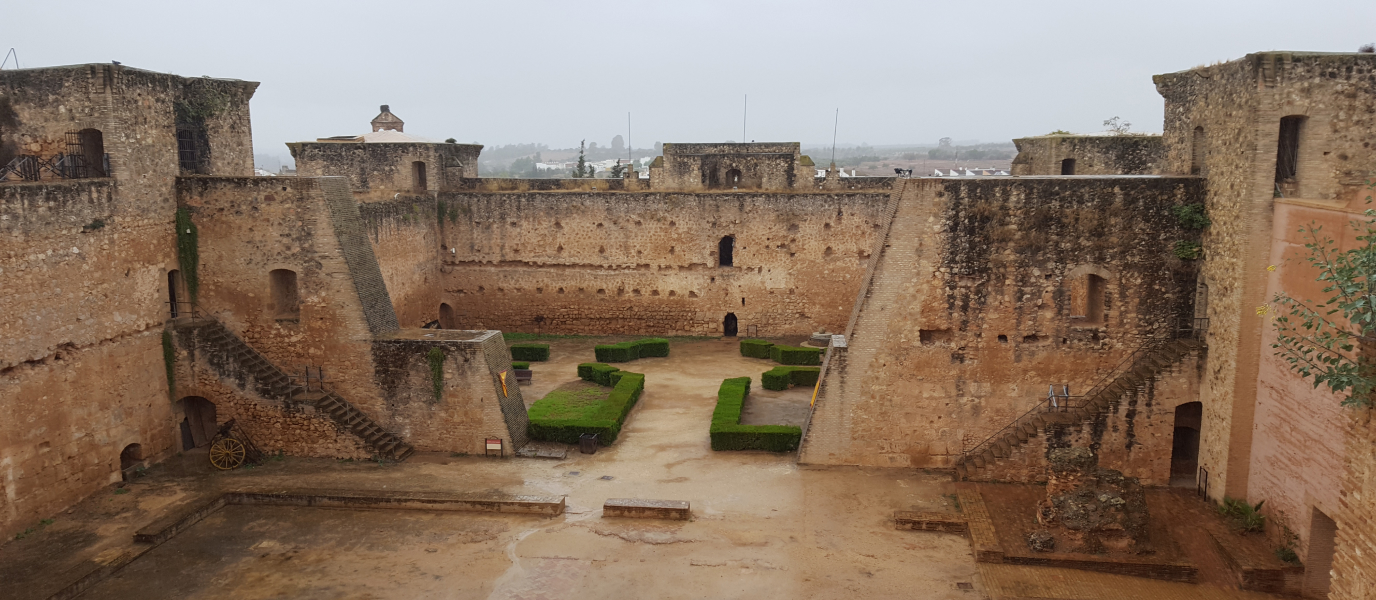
(1271, 186, 1376, 407)
(174, 85, 233, 122)
(162, 329, 176, 401)
(175, 207, 199, 303)
(427, 347, 445, 402)
(1171, 203, 1210, 260)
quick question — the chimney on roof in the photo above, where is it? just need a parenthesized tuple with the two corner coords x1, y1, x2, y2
(371, 105, 404, 133)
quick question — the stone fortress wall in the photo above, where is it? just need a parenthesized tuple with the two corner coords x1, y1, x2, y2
(1010, 134, 1165, 175)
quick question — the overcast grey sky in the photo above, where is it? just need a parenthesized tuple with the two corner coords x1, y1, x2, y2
(4, 0, 1374, 157)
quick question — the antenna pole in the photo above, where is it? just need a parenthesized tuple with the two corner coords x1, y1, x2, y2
(743, 94, 748, 143)
(627, 112, 632, 163)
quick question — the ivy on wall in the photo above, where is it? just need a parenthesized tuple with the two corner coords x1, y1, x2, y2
(427, 347, 445, 402)
(174, 85, 233, 122)
(162, 329, 176, 401)
(175, 207, 200, 303)
(1172, 203, 1210, 260)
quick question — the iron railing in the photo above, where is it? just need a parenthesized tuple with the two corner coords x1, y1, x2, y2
(1, 153, 109, 182)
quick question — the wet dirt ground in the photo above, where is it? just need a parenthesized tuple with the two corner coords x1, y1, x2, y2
(3, 337, 980, 600)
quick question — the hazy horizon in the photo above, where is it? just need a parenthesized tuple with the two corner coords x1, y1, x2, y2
(4, 0, 1373, 164)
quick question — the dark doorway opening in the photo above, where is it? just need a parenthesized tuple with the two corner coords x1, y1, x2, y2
(180, 396, 218, 449)
(1170, 401, 1202, 487)
(725, 168, 742, 187)
(119, 443, 143, 471)
(168, 269, 182, 318)
(1275, 116, 1304, 189)
(1086, 274, 1106, 324)
(723, 313, 738, 337)
(1305, 508, 1337, 598)
(439, 302, 455, 329)
(718, 235, 734, 267)
(1060, 158, 1076, 175)
(412, 161, 428, 193)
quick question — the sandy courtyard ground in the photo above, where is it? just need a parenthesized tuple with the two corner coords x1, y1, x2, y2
(3, 337, 980, 600)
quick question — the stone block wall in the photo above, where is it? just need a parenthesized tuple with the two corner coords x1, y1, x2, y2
(432, 190, 889, 336)
(801, 176, 1203, 468)
(1331, 408, 1376, 600)
(1010, 134, 1165, 175)
(359, 196, 442, 328)
(653, 142, 808, 191)
(289, 141, 482, 200)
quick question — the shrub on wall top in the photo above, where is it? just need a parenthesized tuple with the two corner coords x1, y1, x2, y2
(770, 345, 822, 366)
(510, 343, 550, 362)
(740, 339, 774, 359)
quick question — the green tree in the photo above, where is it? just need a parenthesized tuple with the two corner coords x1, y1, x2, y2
(571, 140, 593, 178)
(1272, 181, 1376, 407)
(609, 159, 626, 179)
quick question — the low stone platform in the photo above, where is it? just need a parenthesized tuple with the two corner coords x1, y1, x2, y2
(603, 498, 691, 520)
(894, 510, 968, 534)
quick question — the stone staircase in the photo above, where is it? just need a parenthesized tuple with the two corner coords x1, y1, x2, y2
(179, 318, 415, 461)
(955, 337, 1201, 480)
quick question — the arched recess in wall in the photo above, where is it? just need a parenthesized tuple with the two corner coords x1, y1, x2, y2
(1169, 401, 1202, 488)
(178, 396, 218, 449)
(725, 168, 742, 187)
(119, 443, 143, 472)
(269, 269, 300, 320)
(1065, 264, 1111, 325)
(1060, 158, 1076, 175)
(1190, 126, 1206, 175)
(718, 236, 735, 267)
(439, 303, 455, 329)
(723, 313, 738, 337)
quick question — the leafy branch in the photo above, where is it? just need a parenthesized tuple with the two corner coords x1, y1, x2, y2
(1271, 180, 1376, 407)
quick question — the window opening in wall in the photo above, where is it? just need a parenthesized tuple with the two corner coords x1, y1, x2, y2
(176, 126, 208, 174)
(718, 236, 735, 267)
(1169, 402, 1201, 488)
(119, 443, 143, 474)
(62, 129, 107, 177)
(439, 303, 455, 329)
(1060, 158, 1076, 175)
(1190, 126, 1206, 175)
(1086, 274, 1106, 323)
(726, 168, 742, 187)
(412, 161, 427, 193)
(1275, 116, 1304, 194)
(723, 313, 738, 337)
(269, 269, 300, 320)
(1304, 508, 1337, 597)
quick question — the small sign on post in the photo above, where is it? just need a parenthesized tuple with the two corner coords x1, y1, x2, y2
(486, 438, 504, 458)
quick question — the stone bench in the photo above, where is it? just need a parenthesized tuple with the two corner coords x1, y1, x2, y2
(603, 498, 691, 520)
(894, 510, 969, 534)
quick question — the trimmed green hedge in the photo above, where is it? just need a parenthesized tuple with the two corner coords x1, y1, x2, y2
(709, 376, 802, 452)
(770, 345, 822, 366)
(527, 373, 646, 446)
(609, 370, 640, 386)
(761, 366, 822, 391)
(740, 339, 774, 359)
(510, 343, 550, 362)
(594, 338, 670, 363)
(578, 362, 622, 386)
(511, 361, 530, 370)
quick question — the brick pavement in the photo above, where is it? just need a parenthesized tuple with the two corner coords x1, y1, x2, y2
(977, 563, 1287, 600)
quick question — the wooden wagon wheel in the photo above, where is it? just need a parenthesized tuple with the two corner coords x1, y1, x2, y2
(209, 437, 246, 470)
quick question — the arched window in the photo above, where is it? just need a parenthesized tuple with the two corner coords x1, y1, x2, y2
(439, 302, 455, 329)
(1060, 158, 1076, 175)
(1190, 126, 1206, 175)
(412, 161, 428, 193)
(718, 235, 735, 267)
(723, 313, 738, 337)
(269, 269, 300, 320)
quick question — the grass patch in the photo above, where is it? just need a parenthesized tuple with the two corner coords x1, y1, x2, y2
(709, 377, 802, 452)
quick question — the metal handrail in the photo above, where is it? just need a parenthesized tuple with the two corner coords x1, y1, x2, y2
(168, 300, 202, 322)
(959, 316, 1208, 463)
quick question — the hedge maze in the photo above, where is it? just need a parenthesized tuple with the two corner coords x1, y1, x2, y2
(709, 377, 803, 452)
(528, 365, 646, 446)
(594, 338, 670, 363)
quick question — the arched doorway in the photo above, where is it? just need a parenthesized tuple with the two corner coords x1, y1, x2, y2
(718, 236, 735, 267)
(120, 443, 143, 471)
(723, 313, 738, 337)
(179, 396, 218, 449)
(439, 303, 455, 329)
(1170, 401, 1202, 487)
(725, 168, 742, 187)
